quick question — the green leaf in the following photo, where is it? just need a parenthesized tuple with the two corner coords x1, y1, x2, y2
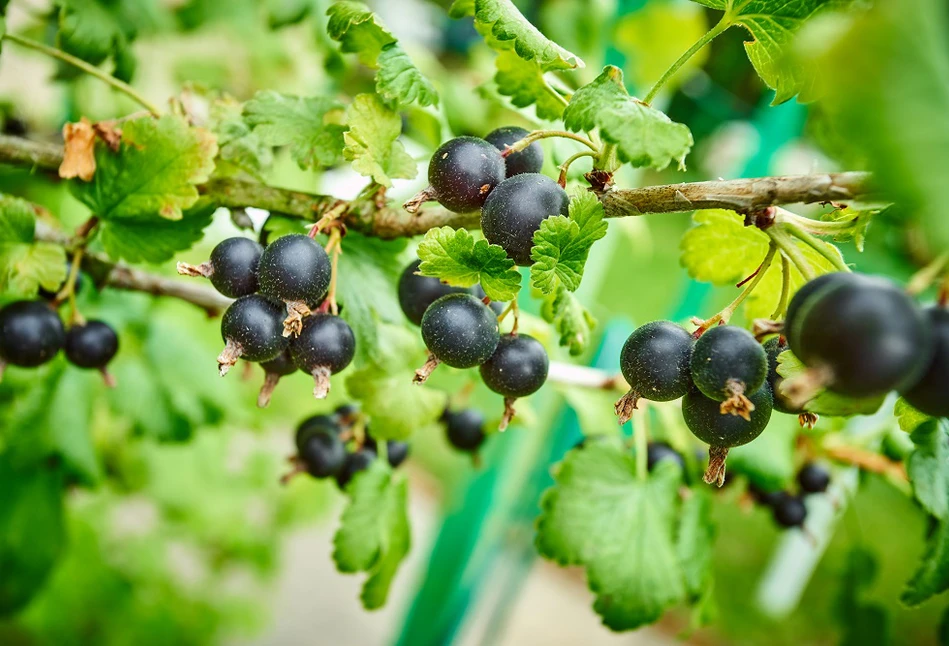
(332, 462, 411, 610)
(836, 549, 890, 646)
(376, 44, 438, 109)
(536, 444, 687, 630)
(0, 196, 67, 296)
(822, 207, 877, 252)
(908, 420, 949, 521)
(70, 115, 217, 222)
(896, 397, 932, 434)
(494, 50, 566, 121)
(208, 95, 273, 180)
(98, 202, 216, 264)
(563, 66, 692, 170)
(326, 0, 396, 67)
(903, 518, 949, 606)
(0, 194, 35, 244)
(541, 285, 595, 356)
(530, 191, 607, 295)
(56, 0, 139, 81)
(267, 0, 313, 28)
(243, 90, 346, 171)
(676, 490, 715, 601)
(776, 350, 885, 417)
(417, 227, 521, 302)
(342, 93, 416, 187)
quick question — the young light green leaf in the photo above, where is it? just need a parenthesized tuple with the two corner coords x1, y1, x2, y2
(823, 206, 878, 252)
(343, 93, 416, 187)
(326, 0, 397, 66)
(417, 227, 521, 302)
(376, 44, 438, 109)
(70, 115, 217, 222)
(908, 420, 949, 521)
(541, 286, 595, 356)
(243, 91, 346, 170)
(0, 194, 67, 296)
(895, 397, 931, 434)
(776, 351, 886, 417)
(494, 51, 566, 121)
(903, 518, 949, 606)
(679, 209, 768, 284)
(531, 191, 608, 295)
(208, 96, 273, 180)
(563, 66, 692, 170)
(98, 203, 216, 264)
(332, 462, 411, 610)
(536, 444, 686, 630)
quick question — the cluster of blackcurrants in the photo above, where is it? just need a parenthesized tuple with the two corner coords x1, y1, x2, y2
(178, 233, 355, 405)
(442, 406, 489, 454)
(750, 463, 832, 530)
(290, 404, 409, 488)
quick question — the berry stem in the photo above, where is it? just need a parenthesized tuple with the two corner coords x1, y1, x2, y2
(907, 250, 949, 296)
(323, 228, 343, 316)
(766, 226, 816, 281)
(771, 255, 792, 319)
(557, 150, 597, 187)
(504, 130, 598, 156)
(257, 372, 281, 408)
(1, 33, 161, 117)
(642, 15, 731, 105)
(781, 217, 850, 273)
(403, 187, 437, 214)
(693, 242, 777, 333)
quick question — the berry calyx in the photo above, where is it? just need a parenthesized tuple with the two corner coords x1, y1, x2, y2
(416, 293, 500, 383)
(217, 295, 288, 376)
(298, 432, 348, 478)
(900, 307, 949, 417)
(480, 173, 570, 266)
(615, 321, 694, 424)
(797, 463, 831, 494)
(772, 494, 808, 529)
(257, 349, 297, 408)
(425, 136, 506, 213)
(65, 320, 119, 386)
(336, 448, 376, 489)
(690, 325, 768, 420)
(485, 126, 543, 177)
(256, 234, 332, 336)
(176, 237, 263, 298)
(289, 314, 356, 399)
(444, 408, 487, 452)
(479, 333, 549, 430)
(398, 259, 469, 326)
(0, 300, 65, 371)
(646, 442, 685, 471)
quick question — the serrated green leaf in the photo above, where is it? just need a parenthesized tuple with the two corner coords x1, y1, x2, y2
(342, 93, 416, 187)
(70, 115, 217, 222)
(0, 189, 64, 295)
(530, 191, 607, 295)
(326, 0, 396, 66)
(0, 194, 35, 244)
(823, 207, 877, 252)
(541, 285, 595, 356)
(677, 490, 715, 601)
(836, 549, 890, 646)
(776, 351, 885, 416)
(908, 420, 949, 521)
(494, 50, 566, 121)
(375, 44, 438, 109)
(563, 66, 692, 170)
(332, 462, 411, 610)
(417, 226, 521, 302)
(243, 90, 346, 170)
(903, 518, 949, 606)
(536, 444, 686, 630)
(896, 397, 931, 433)
(98, 202, 215, 263)
(209, 96, 273, 180)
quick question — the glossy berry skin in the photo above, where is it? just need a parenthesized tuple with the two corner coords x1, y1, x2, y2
(0, 300, 65, 367)
(261, 349, 297, 376)
(428, 136, 506, 213)
(65, 321, 118, 369)
(479, 334, 549, 398)
(444, 408, 487, 451)
(682, 385, 773, 448)
(620, 321, 693, 402)
(773, 495, 808, 528)
(208, 237, 264, 298)
(398, 259, 469, 326)
(364, 434, 410, 468)
(290, 315, 356, 374)
(257, 234, 331, 304)
(789, 276, 932, 397)
(691, 326, 767, 402)
(336, 448, 376, 489)
(798, 463, 831, 494)
(299, 432, 347, 478)
(295, 414, 340, 453)
(485, 126, 543, 177)
(763, 336, 802, 415)
(421, 294, 499, 368)
(900, 307, 949, 417)
(785, 273, 871, 348)
(481, 173, 570, 266)
(221, 295, 288, 362)
(646, 442, 684, 471)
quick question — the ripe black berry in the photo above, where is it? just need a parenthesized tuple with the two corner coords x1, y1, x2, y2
(646, 442, 684, 471)
(257, 350, 297, 407)
(788, 275, 931, 397)
(485, 126, 543, 177)
(444, 408, 487, 452)
(336, 448, 376, 489)
(290, 314, 356, 399)
(257, 234, 332, 333)
(480, 173, 570, 266)
(295, 414, 341, 453)
(428, 136, 506, 213)
(616, 321, 693, 423)
(299, 432, 348, 478)
(417, 294, 499, 381)
(763, 336, 803, 415)
(217, 294, 288, 375)
(0, 300, 65, 368)
(772, 494, 807, 528)
(900, 307, 949, 417)
(480, 333, 548, 430)
(398, 259, 469, 326)
(65, 321, 119, 385)
(364, 433, 410, 468)
(178, 237, 263, 298)
(797, 463, 831, 494)
(691, 326, 767, 418)
(748, 483, 785, 507)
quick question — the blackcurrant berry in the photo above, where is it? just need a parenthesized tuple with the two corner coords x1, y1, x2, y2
(784, 272, 870, 344)
(428, 136, 506, 213)
(364, 433, 410, 468)
(797, 463, 831, 494)
(763, 336, 803, 415)
(257, 349, 297, 408)
(480, 173, 570, 266)
(748, 483, 785, 507)
(444, 408, 487, 452)
(299, 432, 347, 478)
(334, 403, 361, 427)
(398, 259, 469, 326)
(900, 307, 949, 417)
(65, 321, 118, 385)
(485, 126, 543, 177)
(616, 321, 693, 423)
(177, 237, 263, 298)
(0, 300, 65, 368)
(3, 116, 28, 136)
(290, 314, 356, 399)
(217, 294, 288, 375)
(646, 442, 684, 471)
(788, 275, 932, 397)
(772, 494, 807, 528)
(257, 234, 332, 333)
(417, 294, 499, 381)
(295, 414, 341, 453)
(480, 333, 549, 398)
(691, 326, 767, 418)
(336, 448, 376, 489)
